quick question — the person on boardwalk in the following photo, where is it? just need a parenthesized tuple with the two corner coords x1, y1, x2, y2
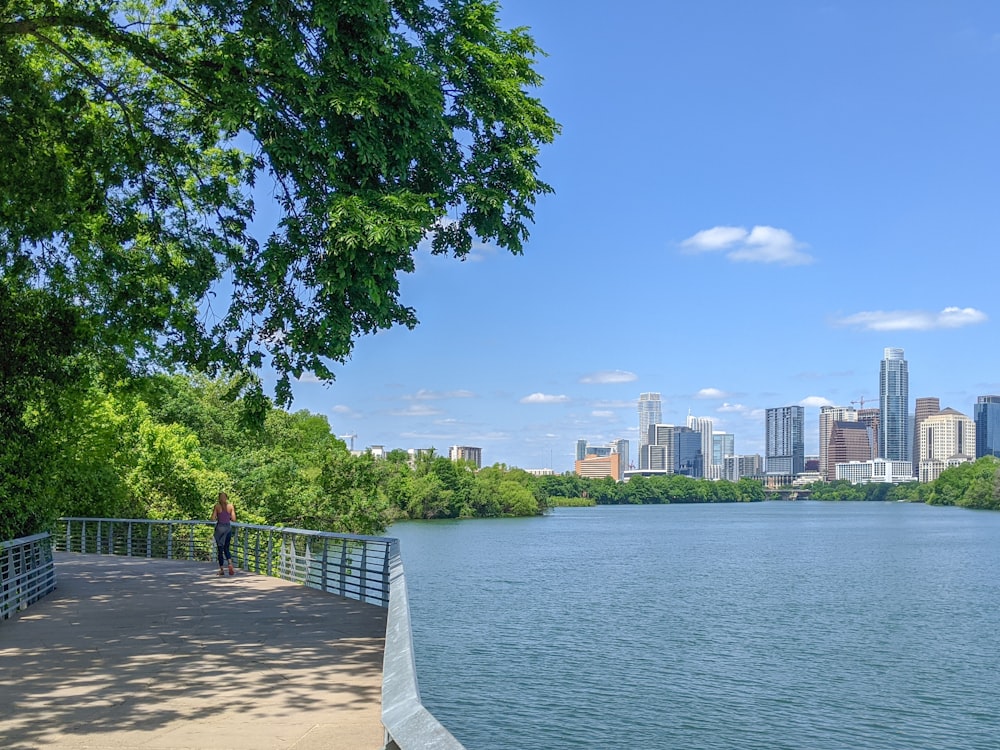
(210, 492, 236, 576)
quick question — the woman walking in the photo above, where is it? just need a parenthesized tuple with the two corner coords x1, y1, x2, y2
(210, 492, 236, 576)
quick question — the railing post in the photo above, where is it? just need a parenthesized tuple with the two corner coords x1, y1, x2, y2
(339, 540, 348, 598)
(167, 523, 173, 559)
(146, 524, 152, 558)
(126, 522, 133, 557)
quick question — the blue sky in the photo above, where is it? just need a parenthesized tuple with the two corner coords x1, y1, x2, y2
(267, 1, 1000, 472)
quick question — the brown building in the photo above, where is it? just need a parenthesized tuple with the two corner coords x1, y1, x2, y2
(827, 421, 873, 481)
(912, 397, 940, 476)
(575, 454, 621, 481)
(857, 408, 881, 459)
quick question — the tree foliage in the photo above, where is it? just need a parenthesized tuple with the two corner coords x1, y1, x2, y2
(1, 0, 559, 403)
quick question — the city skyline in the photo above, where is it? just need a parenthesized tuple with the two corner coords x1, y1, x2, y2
(255, 1, 1000, 473)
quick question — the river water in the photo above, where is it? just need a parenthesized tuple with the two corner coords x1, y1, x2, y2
(388, 501, 1000, 750)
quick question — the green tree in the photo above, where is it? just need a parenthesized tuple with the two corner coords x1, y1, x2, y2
(1, 0, 559, 404)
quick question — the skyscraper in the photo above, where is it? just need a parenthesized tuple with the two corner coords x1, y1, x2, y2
(819, 405, 857, 481)
(686, 414, 713, 478)
(975, 395, 1000, 458)
(826, 421, 873, 481)
(638, 393, 662, 469)
(879, 348, 909, 462)
(912, 397, 940, 476)
(918, 408, 976, 482)
(765, 405, 805, 476)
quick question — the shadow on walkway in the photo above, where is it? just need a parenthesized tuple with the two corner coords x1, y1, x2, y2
(0, 552, 387, 749)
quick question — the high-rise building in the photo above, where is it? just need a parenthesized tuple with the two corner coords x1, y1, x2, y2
(819, 405, 857, 480)
(575, 439, 588, 462)
(765, 405, 805, 475)
(912, 397, 940, 476)
(723, 454, 763, 481)
(449, 445, 483, 468)
(918, 407, 975, 482)
(643, 424, 674, 471)
(638, 393, 662, 470)
(826, 421, 873, 481)
(711, 432, 735, 480)
(686, 415, 714, 479)
(857, 408, 881, 458)
(879, 348, 909, 462)
(675, 426, 702, 476)
(975, 395, 1000, 458)
(612, 438, 630, 477)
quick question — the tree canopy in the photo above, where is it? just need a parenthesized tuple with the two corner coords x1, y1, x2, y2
(1, 0, 558, 403)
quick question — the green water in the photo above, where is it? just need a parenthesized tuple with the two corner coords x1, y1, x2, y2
(390, 501, 1000, 750)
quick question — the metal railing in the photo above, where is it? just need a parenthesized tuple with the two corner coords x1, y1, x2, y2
(1, 532, 57, 620)
(55, 517, 466, 750)
(57, 517, 393, 605)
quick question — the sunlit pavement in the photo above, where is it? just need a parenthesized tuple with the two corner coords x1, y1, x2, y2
(0, 552, 387, 749)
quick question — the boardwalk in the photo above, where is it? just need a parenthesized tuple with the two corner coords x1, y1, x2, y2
(0, 552, 387, 750)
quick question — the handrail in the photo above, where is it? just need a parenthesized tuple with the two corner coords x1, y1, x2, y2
(1, 532, 57, 620)
(55, 518, 466, 750)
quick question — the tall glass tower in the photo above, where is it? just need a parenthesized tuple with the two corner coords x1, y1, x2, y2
(879, 348, 909, 462)
(637, 393, 662, 469)
(765, 405, 804, 475)
(975, 395, 1000, 458)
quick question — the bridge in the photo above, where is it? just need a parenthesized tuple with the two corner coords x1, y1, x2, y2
(1, 520, 465, 750)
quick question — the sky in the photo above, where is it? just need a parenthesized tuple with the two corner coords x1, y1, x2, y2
(265, 0, 1000, 473)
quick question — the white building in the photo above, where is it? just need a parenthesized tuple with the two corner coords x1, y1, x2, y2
(918, 407, 975, 482)
(834, 459, 915, 485)
(449, 445, 483, 468)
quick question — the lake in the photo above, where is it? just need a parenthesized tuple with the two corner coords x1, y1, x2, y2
(388, 501, 1000, 750)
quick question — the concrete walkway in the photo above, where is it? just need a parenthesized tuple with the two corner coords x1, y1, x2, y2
(0, 552, 387, 750)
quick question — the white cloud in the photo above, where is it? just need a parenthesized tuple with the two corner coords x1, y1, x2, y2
(680, 225, 815, 265)
(390, 404, 443, 417)
(405, 389, 475, 400)
(330, 404, 355, 415)
(580, 369, 638, 384)
(520, 392, 570, 404)
(592, 399, 636, 409)
(680, 226, 748, 251)
(800, 395, 834, 408)
(717, 402, 747, 413)
(833, 307, 988, 331)
(695, 387, 729, 399)
(296, 372, 323, 384)
(591, 410, 616, 418)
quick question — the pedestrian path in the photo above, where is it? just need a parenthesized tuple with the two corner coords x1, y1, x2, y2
(0, 552, 387, 749)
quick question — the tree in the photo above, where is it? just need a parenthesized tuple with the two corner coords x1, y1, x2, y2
(1, 0, 559, 404)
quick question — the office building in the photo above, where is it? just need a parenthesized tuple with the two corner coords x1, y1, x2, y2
(449, 445, 482, 468)
(645, 424, 675, 472)
(711, 432, 735, 480)
(835, 459, 916, 485)
(918, 407, 975, 482)
(575, 454, 621, 481)
(675, 426, 702, 476)
(975, 395, 1000, 458)
(723, 454, 763, 481)
(612, 438, 630, 478)
(912, 397, 940, 476)
(575, 439, 588, 462)
(819, 405, 857, 480)
(879, 348, 909, 462)
(826, 421, 873, 481)
(686, 415, 714, 479)
(637, 393, 662, 469)
(765, 405, 805, 475)
(857, 408, 880, 458)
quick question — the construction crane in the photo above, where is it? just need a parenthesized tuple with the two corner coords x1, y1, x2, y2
(339, 433, 358, 451)
(850, 397, 873, 409)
